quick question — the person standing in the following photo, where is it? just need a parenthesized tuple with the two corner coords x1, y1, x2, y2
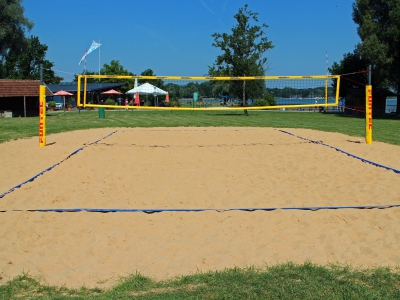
(124, 98, 129, 110)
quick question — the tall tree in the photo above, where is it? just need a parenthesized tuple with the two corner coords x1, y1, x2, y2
(209, 4, 273, 106)
(329, 47, 369, 97)
(100, 60, 135, 94)
(0, 0, 33, 76)
(352, 0, 400, 114)
(5, 36, 63, 83)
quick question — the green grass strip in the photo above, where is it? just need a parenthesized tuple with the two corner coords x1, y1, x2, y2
(1, 110, 399, 145)
(1, 263, 400, 299)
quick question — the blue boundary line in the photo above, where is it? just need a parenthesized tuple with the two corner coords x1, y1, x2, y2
(2, 129, 399, 213)
(278, 130, 400, 174)
(2, 204, 400, 213)
(0, 131, 117, 199)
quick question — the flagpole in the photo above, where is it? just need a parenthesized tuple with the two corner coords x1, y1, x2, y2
(99, 38, 101, 84)
(98, 38, 101, 76)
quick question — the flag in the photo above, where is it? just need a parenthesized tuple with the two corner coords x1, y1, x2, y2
(79, 41, 101, 65)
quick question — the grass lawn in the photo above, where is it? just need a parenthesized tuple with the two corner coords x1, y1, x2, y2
(1, 110, 399, 298)
(1, 263, 400, 299)
(0, 109, 399, 145)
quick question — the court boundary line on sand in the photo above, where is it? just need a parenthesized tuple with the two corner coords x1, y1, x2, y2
(0, 131, 117, 199)
(2, 204, 400, 213)
(278, 129, 400, 174)
(1, 128, 399, 202)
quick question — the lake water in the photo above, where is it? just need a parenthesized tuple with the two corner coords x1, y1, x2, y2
(174, 97, 398, 113)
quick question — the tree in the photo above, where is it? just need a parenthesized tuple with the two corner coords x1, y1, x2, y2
(352, 0, 400, 114)
(164, 83, 183, 99)
(100, 60, 135, 94)
(4, 36, 63, 83)
(139, 68, 165, 90)
(329, 48, 369, 97)
(0, 0, 33, 73)
(209, 4, 274, 107)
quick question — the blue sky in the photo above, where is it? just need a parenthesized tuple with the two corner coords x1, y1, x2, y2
(23, 0, 360, 81)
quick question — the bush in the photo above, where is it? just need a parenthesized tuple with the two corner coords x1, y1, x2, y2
(166, 95, 180, 107)
(166, 100, 180, 107)
(104, 99, 114, 105)
(253, 93, 276, 107)
(48, 101, 56, 108)
(265, 93, 276, 106)
(253, 99, 269, 106)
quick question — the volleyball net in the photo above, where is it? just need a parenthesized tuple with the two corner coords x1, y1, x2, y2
(76, 74, 340, 111)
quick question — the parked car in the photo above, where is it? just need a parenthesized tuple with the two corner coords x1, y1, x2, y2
(55, 102, 63, 110)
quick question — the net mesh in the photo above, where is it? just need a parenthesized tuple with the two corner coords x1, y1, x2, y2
(77, 75, 340, 110)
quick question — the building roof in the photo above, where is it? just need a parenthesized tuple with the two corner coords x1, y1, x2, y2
(0, 79, 53, 97)
(47, 82, 125, 93)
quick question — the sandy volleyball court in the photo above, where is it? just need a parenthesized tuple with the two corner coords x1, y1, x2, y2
(1, 127, 400, 288)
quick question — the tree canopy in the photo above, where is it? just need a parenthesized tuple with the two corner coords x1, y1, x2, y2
(208, 4, 273, 105)
(99, 60, 135, 94)
(0, 0, 33, 63)
(4, 36, 62, 83)
(139, 68, 164, 90)
(329, 47, 369, 97)
(352, 0, 400, 114)
(0, 0, 62, 83)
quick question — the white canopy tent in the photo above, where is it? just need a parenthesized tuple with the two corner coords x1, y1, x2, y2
(126, 82, 168, 96)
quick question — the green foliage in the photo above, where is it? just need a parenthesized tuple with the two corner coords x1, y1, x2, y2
(139, 69, 165, 90)
(265, 93, 276, 106)
(329, 48, 368, 98)
(253, 99, 268, 106)
(48, 101, 56, 107)
(164, 81, 215, 99)
(266, 87, 330, 99)
(0, 0, 33, 67)
(4, 35, 62, 83)
(253, 94, 275, 107)
(104, 99, 115, 106)
(352, 0, 400, 113)
(0, 61, 4, 78)
(100, 60, 135, 94)
(166, 99, 180, 107)
(209, 4, 273, 105)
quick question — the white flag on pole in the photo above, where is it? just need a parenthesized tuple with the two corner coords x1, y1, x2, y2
(79, 41, 102, 65)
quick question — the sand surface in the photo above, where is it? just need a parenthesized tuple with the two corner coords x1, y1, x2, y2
(1, 127, 400, 288)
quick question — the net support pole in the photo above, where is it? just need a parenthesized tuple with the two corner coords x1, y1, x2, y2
(39, 64, 46, 147)
(83, 76, 87, 107)
(77, 75, 81, 107)
(365, 85, 372, 144)
(39, 84, 46, 147)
